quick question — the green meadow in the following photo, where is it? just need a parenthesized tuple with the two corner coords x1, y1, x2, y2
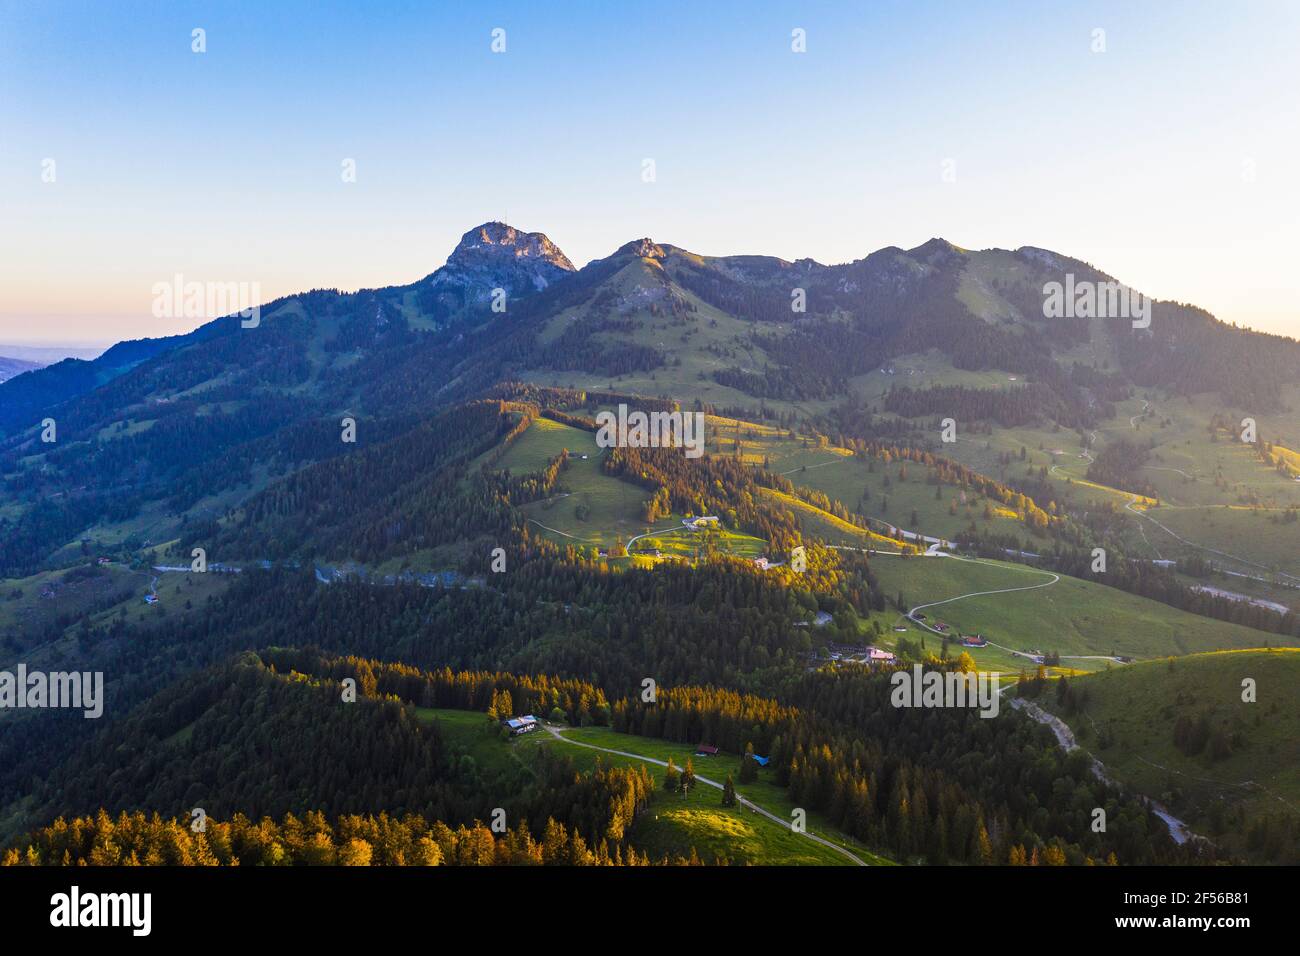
(867, 553, 1292, 662)
(548, 725, 888, 865)
(1041, 649, 1300, 862)
(415, 707, 885, 866)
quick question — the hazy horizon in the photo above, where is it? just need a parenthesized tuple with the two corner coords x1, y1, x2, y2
(6, 222, 1300, 351)
(3, 0, 1298, 344)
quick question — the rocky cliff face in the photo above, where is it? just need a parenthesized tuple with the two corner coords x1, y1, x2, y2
(421, 222, 576, 318)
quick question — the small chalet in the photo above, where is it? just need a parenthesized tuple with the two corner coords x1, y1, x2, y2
(683, 515, 720, 530)
(694, 744, 720, 757)
(503, 715, 540, 736)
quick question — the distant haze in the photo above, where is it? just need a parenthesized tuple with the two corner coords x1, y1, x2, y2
(0, 341, 108, 362)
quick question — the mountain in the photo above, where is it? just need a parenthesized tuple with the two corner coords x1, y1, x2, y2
(0, 356, 41, 384)
(8, 222, 1294, 443)
(0, 324, 233, 435)
(0, 344, 106, 363)
(2, 220, 1297, 869)
(0, 221, 572, 436)
(1, 221, 1298, 580)
(412, 221, 576, 327)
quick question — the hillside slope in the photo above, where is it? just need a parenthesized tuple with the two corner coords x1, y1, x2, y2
(1036, 649, 1300, 863)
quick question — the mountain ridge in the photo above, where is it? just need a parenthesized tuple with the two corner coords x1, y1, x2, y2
(3, 220, 1297, 451)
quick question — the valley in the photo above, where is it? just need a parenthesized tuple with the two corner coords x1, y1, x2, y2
(1, 221, 1297, 869)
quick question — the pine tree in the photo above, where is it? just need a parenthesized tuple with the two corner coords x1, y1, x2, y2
(681, 758, 696, 796)
(722, 774, 736, 807)
(663, 758, 681, 793)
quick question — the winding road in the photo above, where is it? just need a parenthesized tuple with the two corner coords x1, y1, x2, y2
(1120, 492, 1298, 582)
(625, 522, 691, 552)
(1049, 409, 1295, 583)
(905, 556, 1061, 633)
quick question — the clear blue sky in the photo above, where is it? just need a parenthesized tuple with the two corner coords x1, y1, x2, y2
(2, 0, 1297, 344)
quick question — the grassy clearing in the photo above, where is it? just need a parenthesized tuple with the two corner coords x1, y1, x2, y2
(758, 488, 899, 550)
(627, 524, 767, 560)
(551, 725, 889, 865)
(495, 417, 595, 474)
(704, 412, 1032, 544)
(487, 416, 654, 549)
(0, 563, 229, 661)
(914, 388, 1298, 577)
(849, 349, 1019, 395)
(495, 418, 770, 558)
(702, 416, 845, 471)
(631, 793, 851, 866)
(868, 554, 1292, 661)
(1041, 649, 1300, 861)
(415, 708, 884, 865)
(0, 565, 143, 644)
(781, 451, 1030, 542)
(701, 418, 1010, 543)
(94, 569, 232, 631)
(519, 462, 648, 548)
(1139, 506, 1300, 576)
(414, 707, 535, 780)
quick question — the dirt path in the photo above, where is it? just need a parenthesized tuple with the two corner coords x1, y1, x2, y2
(905, 557, 1060, 634)
(986, 642, 1125, 664)
(778, 457, 847, 476)
(1082, 430, 1097, 464)
(1108, 399, 1296, 582)
(526, 518, 595, 542)
(1134, 755, 1300, 816)
(625, 522, 690, 552)
(1120, 494, 1293, 580)
(540, 724, 870, 866)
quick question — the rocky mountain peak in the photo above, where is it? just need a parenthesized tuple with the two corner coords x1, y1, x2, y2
(448, 222, 576, 273)
(613, 238, 667, 260)
(419, 223, 577, 316)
